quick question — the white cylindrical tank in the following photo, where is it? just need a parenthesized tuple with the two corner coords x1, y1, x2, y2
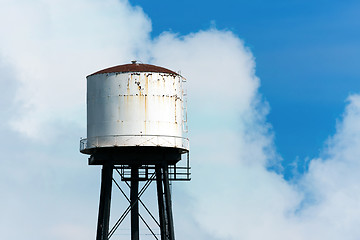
(80, 62, 189, 154)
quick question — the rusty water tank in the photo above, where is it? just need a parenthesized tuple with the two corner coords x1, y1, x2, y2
(80, 62, 189, 161)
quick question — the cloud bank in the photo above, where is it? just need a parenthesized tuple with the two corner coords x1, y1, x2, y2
(0, 0, 359, 239)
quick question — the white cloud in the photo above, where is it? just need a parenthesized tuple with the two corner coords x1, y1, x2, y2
(296, 95, 360, 240)
(183, 94, 360, 240)
(1, 0, 360, 240)
(0, 0, 151, 140)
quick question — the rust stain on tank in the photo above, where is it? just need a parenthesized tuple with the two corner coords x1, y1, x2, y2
(127, 74, 131, 95)
(144, 94, 148, 134)
(174, 97, 177, 124)
(145, 74, 149, 94)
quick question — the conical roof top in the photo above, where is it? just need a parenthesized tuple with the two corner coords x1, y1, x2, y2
(88, 61, 178, 77)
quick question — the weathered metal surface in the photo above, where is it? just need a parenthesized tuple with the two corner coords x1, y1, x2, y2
(81, 65, 189, 154)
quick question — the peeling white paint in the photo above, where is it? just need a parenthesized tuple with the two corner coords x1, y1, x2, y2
(81, 70, 189, 153)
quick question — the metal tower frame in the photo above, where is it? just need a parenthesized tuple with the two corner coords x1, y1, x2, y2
(94, 153, 190, 240)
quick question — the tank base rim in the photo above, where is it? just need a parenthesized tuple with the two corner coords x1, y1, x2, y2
(85, 146, 187, 165)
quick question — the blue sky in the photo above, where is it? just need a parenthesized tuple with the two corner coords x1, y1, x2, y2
(133, 0, 360, 177)
(1, 0, 360, 239)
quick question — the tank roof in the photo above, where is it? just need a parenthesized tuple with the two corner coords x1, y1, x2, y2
(88, 62, 178, 77)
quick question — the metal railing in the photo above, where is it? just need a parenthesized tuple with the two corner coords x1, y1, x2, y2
(80, 134, 189, 152)
(114, 152, 191, 181)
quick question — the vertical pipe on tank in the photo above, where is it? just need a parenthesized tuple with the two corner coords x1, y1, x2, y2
(131, 167, 139, 240)
(96, 164, 113, 240)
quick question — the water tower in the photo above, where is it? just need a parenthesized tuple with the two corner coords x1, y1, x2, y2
(80, 61, 190, 240)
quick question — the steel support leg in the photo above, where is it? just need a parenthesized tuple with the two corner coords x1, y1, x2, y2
(163, 165, 175, 240)
(96, 164, 113, 240)
(156, 166, 166, 240)
(131, 167, 139, 240)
